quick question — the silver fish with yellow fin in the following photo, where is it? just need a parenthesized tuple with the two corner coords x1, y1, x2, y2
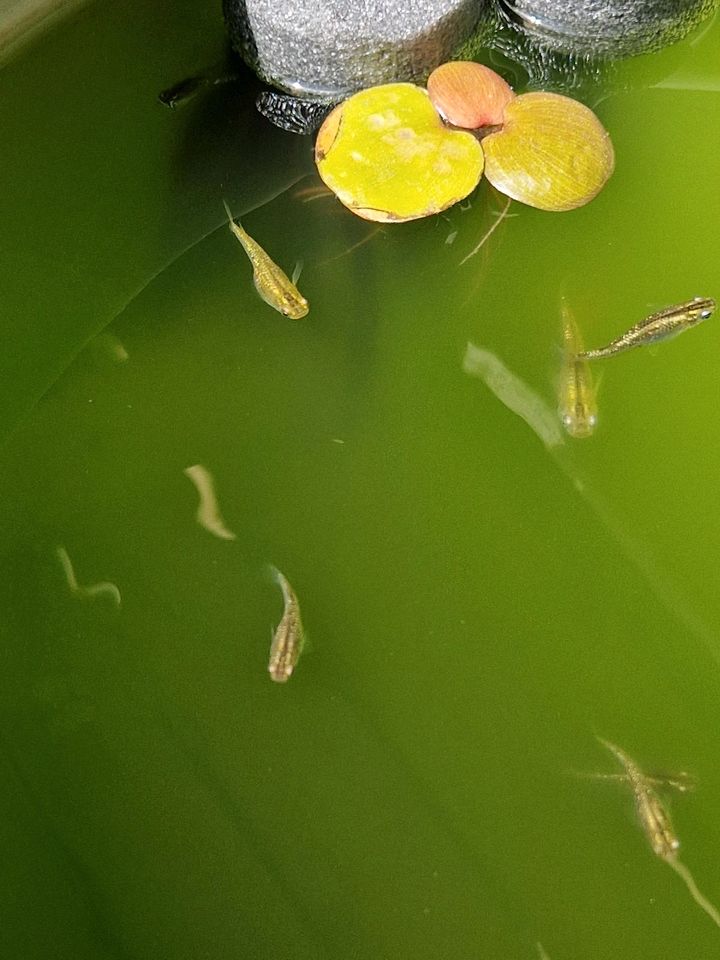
(579, 296, 715, 360)
(558, 300, 598, 438)
(268, 567, 305, 683)
(223, 201, 309, 319)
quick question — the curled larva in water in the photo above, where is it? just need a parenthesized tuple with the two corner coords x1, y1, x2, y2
(184, 464, 237, 541)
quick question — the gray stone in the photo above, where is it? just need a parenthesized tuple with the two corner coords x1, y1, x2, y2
(500, 0, 718, 56)
(222, 0, 485, 99)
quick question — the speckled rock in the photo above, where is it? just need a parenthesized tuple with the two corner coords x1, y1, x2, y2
(222, 0, 485, 99)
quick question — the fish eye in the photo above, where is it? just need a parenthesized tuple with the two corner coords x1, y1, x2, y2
(588, 414, 598, 426)
(701, 310, 712, 319)
(561, 414, 573, 427)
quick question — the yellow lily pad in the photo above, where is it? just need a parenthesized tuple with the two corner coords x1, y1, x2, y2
(482, 92, 615, 212)
(315, 83, 484, 223)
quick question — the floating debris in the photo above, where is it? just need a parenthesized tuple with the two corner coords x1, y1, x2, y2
(595, 737, 720, 929)
(183, 464, 237, 541)
(579, 297, 715, 360)
(56, 546, 121, 607)
(557, 300, 598, 439)
(222, 200, 309, 319)
(268, 567, 305, 683)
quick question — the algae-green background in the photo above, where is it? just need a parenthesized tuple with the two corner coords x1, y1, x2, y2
(1, 3, 720, 958)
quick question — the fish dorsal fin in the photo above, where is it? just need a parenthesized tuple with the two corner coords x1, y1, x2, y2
(632, 303, 677, 331)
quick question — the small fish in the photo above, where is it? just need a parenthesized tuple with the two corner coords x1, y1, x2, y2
(596, 737, 720, 929)
(558, 300, 598, 438)
(222, 201, 309, 319)
(579, 296, 715, 360)
(158, 75, 207, 109)
(268, 567, 305, 683)
(597, 737, 679, 859)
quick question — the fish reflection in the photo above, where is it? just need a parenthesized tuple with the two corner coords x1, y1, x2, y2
(184, 464, 237, 541)
(463, 343, 564, 450)
(579, 297, 715, 360)
(268, 567, 305, 683)
(56, 546, 121, 607)
(594, 737, 720, 928)
(558, 301, 597, 439)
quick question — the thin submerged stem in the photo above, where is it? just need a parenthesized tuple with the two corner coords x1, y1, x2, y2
(459, 195, 512, 266)
(317, 227, 382, 266)
(665, 856, 720, 929)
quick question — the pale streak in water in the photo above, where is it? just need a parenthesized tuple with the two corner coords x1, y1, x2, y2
(56, 546, 121, 607)
(183, 464, 237, 541)
(317, 226, 382, 267)
(665, 858, 720, 928)
(463, 343, 565, 450)
(462, 343, 720, 670)
(291, 259, 303, 285)
(536, 943, 551, 960)
(459, 195, 512, 266)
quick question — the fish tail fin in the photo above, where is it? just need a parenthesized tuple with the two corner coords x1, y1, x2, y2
(265, 563, 290, 597)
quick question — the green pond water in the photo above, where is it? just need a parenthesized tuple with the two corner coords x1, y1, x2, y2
(1, 2, 720, 958)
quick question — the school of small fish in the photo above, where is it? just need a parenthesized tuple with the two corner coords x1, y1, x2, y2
(44, 94, 718, 948)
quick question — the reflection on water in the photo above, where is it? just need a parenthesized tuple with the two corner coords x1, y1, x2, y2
(463, 342, 565, 449)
